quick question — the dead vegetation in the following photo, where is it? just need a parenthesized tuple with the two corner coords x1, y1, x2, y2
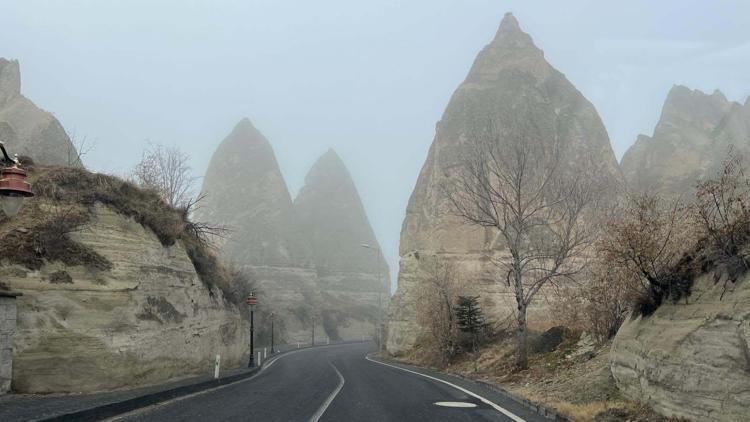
(0, 165, 237, 300)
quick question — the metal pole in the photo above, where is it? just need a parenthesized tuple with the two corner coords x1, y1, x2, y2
(248, 307, 255, 367)
(312, 316, 315, 346)
(377, 248, 382, 351)
(271, 313, 275, 353)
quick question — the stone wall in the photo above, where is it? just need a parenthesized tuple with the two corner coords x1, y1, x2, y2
(0, 292, 20, 394)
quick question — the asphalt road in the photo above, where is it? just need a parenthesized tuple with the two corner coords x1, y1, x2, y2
(116, 342, 546, 422)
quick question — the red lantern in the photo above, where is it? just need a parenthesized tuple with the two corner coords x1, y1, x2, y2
(0, 166, 33, 217)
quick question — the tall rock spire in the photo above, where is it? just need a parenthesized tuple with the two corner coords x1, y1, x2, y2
(0, 58, 80, 166)
(387, 14, 623, 355)
(294, 148, 387, 276)
(293, 148, 389, 340)
(196, 118, 308, 267)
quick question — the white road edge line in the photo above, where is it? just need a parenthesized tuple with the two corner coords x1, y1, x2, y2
(365, 356, 526, 422)
(105, 346, 337, 421)
(308, 361, 345, 422)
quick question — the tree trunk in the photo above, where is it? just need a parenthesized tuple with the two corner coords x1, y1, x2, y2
(516, 302, 528, 369)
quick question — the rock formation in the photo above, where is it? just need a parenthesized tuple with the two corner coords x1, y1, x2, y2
(293, 149, 389, 340)
(1, 170, 246, 393)
(387, 13, 623, 355)
(0, 58, 80, 166)
(621, 85, 750, 195)
(611, 269, 750, 421)
(195, 118, 318, 343)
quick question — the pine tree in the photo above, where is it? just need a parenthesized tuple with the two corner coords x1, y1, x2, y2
(455, 296, 484, 335)
(455, 296, 488, 372)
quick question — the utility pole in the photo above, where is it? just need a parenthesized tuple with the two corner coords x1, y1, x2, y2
(246, 293, 257, 367)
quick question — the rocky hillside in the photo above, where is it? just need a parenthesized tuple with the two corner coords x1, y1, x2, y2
(0, 58, 80, 167)
(197, 121, 388, 342)
(387, 13, 623, 355)
(0, 167, 247, 393)
(293, 149, 389, 340)
(611, 266, 750, 421)
(621, 85, 750, 195)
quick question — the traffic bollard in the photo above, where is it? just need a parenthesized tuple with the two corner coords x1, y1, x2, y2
(214, 354, 221, 379)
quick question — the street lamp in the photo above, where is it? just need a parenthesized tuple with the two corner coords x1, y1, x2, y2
(361, 243, 384, 351)
(245, 293, 257, 367)
(0, 142, 33, 217)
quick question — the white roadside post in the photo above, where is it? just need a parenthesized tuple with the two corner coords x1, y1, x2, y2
(214, 354, 221, 379)
(264, 347, 267, 359)
(257, 351, 262, 366)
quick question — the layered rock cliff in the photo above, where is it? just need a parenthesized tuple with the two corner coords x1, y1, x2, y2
(1, 168, 246, 393)
(621, 85, 750, 195)
(611, 269, 750, 421)
(0, 58, 80, 167)
(387, 13, 623, 354)
(293, 149, 389, 340)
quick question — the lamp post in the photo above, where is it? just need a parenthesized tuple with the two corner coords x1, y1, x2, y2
(0, 142, 34, 217)
(361, 243, 384, 350)
(271, 312, 274, 354)
(246, 293, 257, 367)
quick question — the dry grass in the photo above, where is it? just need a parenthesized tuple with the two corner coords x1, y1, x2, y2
(397, 325, 667, 422)
(0, 165, 237, 300)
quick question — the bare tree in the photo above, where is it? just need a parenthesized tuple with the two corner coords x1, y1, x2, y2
(416, 257, 460, 367)
(442, 117, 595, 369)
(598, 193, 693, 314)
(694, 149, 750, 275)
(67, 132, 95, 167)
(131, 143, 197, 209)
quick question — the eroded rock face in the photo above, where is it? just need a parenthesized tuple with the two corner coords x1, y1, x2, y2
(387, 13, 622, 354)
(293, 149, 390, 340)
(0, 58, 80, 166)
(4, 205, 246, 393)
(195, 119, 317, 343)
(621, 85, 750, 195)
(611, 271, 750, 421)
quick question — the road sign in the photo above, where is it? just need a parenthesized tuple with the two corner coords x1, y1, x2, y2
(246, 295, 257, 306)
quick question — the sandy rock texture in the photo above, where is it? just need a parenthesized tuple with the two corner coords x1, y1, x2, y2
(611, 270, 750, 421)
(4, 205, 247, 393)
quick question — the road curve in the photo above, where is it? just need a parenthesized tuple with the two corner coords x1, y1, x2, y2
(117, 342, 546, 422)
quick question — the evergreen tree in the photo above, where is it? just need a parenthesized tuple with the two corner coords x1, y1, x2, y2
(455, 296, 488, 371)
(456, 296, 484, 333)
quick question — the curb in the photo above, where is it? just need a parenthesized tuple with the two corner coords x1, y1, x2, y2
(377, 356, 570, 422)
(40, 341, 367, 422)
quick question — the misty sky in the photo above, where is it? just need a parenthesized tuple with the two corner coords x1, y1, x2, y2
(2, 0, 749, 287)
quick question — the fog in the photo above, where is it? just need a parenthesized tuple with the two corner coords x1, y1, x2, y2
(2, 0, 749, 287)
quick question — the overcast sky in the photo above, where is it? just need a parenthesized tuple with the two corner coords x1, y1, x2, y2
(2, 0, 749, 287)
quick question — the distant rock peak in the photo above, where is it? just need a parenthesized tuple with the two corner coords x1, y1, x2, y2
(491, 12, 537, 50)
(0, 58, 21, 106)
